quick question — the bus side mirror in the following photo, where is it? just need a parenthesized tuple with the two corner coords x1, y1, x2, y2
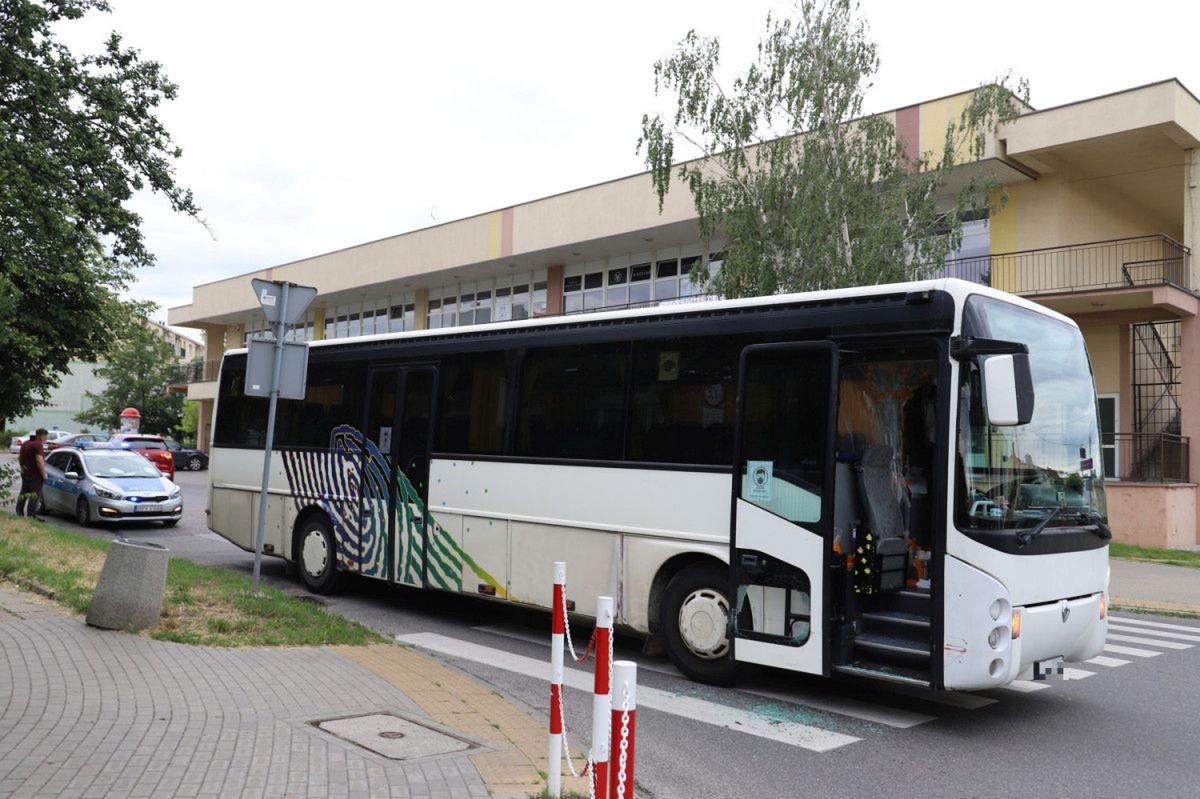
(982, 353, 1034, 426)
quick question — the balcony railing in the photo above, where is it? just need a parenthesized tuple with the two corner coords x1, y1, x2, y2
(1108, 432, 1190, 483)
(171, 359, 223, 385)
(939, 234, 1191, 296)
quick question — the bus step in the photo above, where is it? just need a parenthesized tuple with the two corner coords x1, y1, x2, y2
(874, 590, 931, 617)
(854, 632, 931, 661)
(861, 610, 931, 630)
(834, 661, 930, 687)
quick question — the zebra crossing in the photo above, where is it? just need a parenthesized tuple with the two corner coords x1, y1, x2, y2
(994, 612, 1192, 693)
(398, 611, 1197, 754)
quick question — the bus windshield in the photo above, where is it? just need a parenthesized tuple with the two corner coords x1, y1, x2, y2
(957, 295, 1107, 537)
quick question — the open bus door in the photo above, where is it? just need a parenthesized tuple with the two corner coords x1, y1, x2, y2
(730, 342, 838, 676)
(362, 366, 437, 588)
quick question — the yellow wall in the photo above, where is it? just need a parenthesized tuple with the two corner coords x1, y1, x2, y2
(919, 91, 973, 165)
(1079, 324, 1120, 394)
(1007, 173, 1174, 250)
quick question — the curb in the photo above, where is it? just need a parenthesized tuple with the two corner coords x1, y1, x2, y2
(1110, 599, 1200, 620)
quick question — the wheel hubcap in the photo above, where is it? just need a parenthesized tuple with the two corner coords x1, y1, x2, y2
(302, 530, 329, 578)
(678, 587, 731, 659)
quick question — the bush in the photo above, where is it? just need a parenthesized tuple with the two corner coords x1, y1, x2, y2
(0, 462, 18, 510)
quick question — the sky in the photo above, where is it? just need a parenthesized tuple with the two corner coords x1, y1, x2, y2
(60, 0, 1200, 330)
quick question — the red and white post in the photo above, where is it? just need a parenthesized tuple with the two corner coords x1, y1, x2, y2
(548, 561, 567, 798)
(590, 596, 614, 799)
(608, 660, 638, 799)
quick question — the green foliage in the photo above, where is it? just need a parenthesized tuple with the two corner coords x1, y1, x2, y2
(1110, 543, 1200, 570)
(180, 400, 199, 447)
(0, 0, 202, 424)
(638, 0, 1027, 296)
(75, 312, 186, 436)
(0, 462, 18, 509)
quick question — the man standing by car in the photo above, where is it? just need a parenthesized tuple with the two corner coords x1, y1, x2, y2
(16, 428, 48, 519)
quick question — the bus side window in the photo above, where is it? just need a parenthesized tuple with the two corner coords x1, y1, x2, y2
(516, 343, 628, 461)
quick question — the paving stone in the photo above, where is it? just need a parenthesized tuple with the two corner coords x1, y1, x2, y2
(0, 584, 569, 798)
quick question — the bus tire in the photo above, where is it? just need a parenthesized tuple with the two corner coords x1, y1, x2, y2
(660, 563, 741, 686)
(297, 515, 345, 595)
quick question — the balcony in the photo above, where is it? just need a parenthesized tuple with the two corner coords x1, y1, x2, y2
(940, 234, 1191, 296)
(171, 359, 223, 385)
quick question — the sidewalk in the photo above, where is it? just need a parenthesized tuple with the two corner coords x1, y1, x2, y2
(1109, 557, 1200, 615)
(0, 585, 586, 799)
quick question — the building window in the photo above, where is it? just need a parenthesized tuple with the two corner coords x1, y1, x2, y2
(607, 267, 628, 307)
(533, 281, 547, 316)
(629, 263, 651, 305)
(390, 303, 415, 333)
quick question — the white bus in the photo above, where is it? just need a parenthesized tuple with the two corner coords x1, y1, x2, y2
(208, 278, 1110, 689)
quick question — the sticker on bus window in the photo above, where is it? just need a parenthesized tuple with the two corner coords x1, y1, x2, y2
(379, 426, 392, 452)
(746, 460, 773, 502)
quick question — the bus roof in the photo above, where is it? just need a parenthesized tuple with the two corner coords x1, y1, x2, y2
(221, 277, 1075, 357)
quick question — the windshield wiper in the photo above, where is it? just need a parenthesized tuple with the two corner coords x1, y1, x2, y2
(1017, 505, 1065, 548)
(1017, 506, 1111, 548)
(1075, 510, 1113, 541)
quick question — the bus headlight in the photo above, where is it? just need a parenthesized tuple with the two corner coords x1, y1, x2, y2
(1099, 593, 1107, 619)
(1011, 608, 1022, 640)
(988, 627, 1003, 649)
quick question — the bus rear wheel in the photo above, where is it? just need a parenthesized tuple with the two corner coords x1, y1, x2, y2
(297, 516, 345, 594)
(660, 563, 741, 686)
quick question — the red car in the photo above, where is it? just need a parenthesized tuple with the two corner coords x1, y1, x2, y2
(110, 434, 175, 479)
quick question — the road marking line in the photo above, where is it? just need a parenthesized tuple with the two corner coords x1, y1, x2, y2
(472, 623, 687, 678)
(474, 624, 974, 716)
(741, 687, 935, 729)
(397, 632, 859, 752)
(1062, 667, 1095, 681)
(1103, 643, 1162, 658)
(1105, 633, 1192, 650)
(1000, 680, 1050, 693)
(1106, 623, 1200, 643)
(1085, 655, 1131, 667)
(1108, 615, 1200, 634)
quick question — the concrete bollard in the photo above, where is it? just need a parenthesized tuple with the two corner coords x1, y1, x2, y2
(86, 539, 170, 631)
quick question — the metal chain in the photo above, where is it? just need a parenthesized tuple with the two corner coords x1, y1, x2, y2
(561, 582, 596, 663)
(616, 681, 631, 799)
(599, 620, 615, 799)
(556, 581, 585, 780)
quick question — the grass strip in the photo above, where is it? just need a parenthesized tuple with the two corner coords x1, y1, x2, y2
(0, 512, 385, 647)
(1110, 542, 1200, 569)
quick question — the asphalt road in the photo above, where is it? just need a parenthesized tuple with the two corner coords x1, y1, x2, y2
(12, 461, 1200, 799)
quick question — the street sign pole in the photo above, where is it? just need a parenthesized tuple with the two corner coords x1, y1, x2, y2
(252, 281, 290, 596)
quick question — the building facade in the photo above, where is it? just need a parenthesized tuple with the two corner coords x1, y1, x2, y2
(169, 79, 1200, 548)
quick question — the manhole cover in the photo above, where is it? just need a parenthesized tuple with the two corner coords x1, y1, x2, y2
(314, 713, 473, 760)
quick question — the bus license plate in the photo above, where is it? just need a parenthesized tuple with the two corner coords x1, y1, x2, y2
(1033, 657, 1065, 681)
(136, 504, 163, 513)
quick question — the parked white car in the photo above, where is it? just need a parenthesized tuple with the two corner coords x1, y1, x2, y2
(9, 430, 74, 454)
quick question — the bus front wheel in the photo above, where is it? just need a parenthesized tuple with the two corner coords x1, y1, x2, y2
(297, 516, 345, 594)
(660, 563, 741, 686)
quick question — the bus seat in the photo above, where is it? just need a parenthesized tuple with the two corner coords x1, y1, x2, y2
(856, 445, 904, 538)
(855, 443, 909, 582)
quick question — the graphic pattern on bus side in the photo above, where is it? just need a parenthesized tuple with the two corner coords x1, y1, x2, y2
(281, 425, 507, 597)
